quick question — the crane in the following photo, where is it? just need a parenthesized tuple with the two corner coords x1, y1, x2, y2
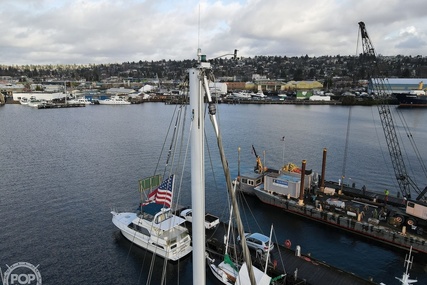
(252, 145, 266, 173)
(357, 21, 427, 202)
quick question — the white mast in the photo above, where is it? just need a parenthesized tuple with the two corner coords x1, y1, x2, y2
(395, 246, 418, 285)
(189, 48, 207, 285)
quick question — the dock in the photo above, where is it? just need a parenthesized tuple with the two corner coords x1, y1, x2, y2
(174, 205, 377, 285)
(37, 103, 86, 109)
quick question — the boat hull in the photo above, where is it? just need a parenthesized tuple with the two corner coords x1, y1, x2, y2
(395, 93, 427, 107)
(207, 258, 236, 285)
(98, 101, 131, 105)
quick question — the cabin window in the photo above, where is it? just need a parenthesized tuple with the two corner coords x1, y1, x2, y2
(141, 212, 155, 222)
(181, 231, 189, 239)
(168, 238, 177, 246)
(248, 180, 254, 186)
(242, 178, 248, 184)
(153, 243, 164, 249)
(407, 202, 415, 208)
(256, 178, 262, 184)
(131, 224, 151, 236)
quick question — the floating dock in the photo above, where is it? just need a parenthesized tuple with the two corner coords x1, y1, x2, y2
(37, 103, 86, 109)
(173, 205, 377, 285)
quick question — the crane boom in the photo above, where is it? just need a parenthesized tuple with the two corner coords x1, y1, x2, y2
(358, 21, 422, 200)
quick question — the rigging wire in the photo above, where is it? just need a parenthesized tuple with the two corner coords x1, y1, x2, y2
(396, 109, 427, 180)
(340, 106, 352, 189)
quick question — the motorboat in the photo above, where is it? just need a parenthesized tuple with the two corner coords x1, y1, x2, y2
(67, 97, 92, 105)
(28, 97, 47, 108)
(19, 97, 29, 105)
(111, 177, 192, 261)
(231, 91, 252, 99)
(98, 96, 131, 105)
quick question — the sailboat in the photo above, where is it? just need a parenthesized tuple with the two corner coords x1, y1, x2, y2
(206, 195, 282, 285)
(395, 246, 418, 285)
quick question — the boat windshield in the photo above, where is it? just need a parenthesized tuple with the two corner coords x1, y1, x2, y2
(155, 210, 172, 224)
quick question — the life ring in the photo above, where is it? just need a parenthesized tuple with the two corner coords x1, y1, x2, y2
(284, 239, 291, 248)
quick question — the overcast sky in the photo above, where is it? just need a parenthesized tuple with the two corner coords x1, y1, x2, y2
(1, 0, 426, 65)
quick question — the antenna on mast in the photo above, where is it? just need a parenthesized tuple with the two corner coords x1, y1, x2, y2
(197, 3, 201, 62)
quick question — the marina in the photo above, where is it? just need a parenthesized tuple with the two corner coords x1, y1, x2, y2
(1, 102, 427, 284)
(198, 211, 377, 285)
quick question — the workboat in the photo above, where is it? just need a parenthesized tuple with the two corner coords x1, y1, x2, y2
(394, 81, 427, 107)
(245, 148, 427, 256)
(111, 175, 192, 261)
(395, 92, 427, 107)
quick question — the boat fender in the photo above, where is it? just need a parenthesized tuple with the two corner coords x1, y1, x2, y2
(284, 239, 291, 248)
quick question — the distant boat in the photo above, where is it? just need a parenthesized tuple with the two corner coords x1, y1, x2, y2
(19, 97, 29, 105)
(277, 94, 288, 100)
(67, 97, 92, 105)
(98, 96, 131, 105)
(231, 91, 252, 99)
(28, 96, 47, 108)
(251, 86, 266, 99)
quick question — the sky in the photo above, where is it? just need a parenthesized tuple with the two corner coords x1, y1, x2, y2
(1, 0, 426, 65)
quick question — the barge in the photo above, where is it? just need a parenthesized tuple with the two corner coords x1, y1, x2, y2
(238, 149, 427, 257)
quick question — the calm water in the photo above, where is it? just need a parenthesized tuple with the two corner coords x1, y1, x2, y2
(1, 103, 427, 284)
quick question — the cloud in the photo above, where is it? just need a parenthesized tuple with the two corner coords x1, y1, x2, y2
(0, 0, 426, 65)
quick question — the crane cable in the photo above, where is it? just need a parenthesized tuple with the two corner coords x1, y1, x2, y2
(396, 110, 427, 181)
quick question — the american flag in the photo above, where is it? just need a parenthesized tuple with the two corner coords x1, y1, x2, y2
(148, 175, 174, 208)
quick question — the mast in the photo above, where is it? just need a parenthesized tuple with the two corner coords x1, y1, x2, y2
(190, 48, 257, 285)
(189, 48, 206, 285)
(200, 54, 258, 285)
